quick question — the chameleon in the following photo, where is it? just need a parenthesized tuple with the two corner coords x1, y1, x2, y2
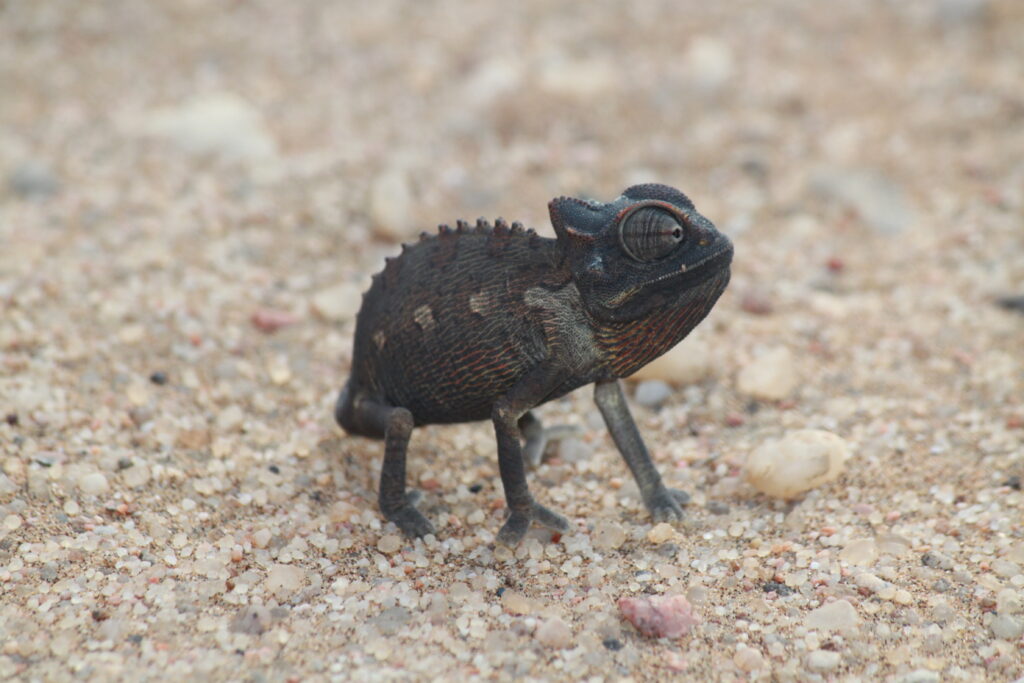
(335, 184, 733, 546)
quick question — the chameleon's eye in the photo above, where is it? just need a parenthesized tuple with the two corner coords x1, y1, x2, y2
(619, 207, 685, 262)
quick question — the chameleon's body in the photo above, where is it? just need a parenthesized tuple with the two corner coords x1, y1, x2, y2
(336, 184, 732, 545)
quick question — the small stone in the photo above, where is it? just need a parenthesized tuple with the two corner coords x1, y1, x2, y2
(500, 591, 533, 615)
(737, 346, 799, 400)
(806, 649, 841, 672)
(892, 589, 914, 605)
(78, 472, 109, 496)
(370, 606, 411, 636)
(0, 473, 15, 496)
(216, 405, 245, 433)
(762, 581, 794, 596)
(991, 559, 1021, 579)
(148, 371, 168, 386)
(744, 429, 850, 499)
(535, 617, 573, 649)
(618, 594, 698, 639)
(592, 520, 627, 551)
(630, 335, 711, 385)
(810, 166, 916, 235)
(253, 528, 273, 549)
(733, 645, 765, 672)
(538, 58, 617, 98)
(805, 599, 860, 632)
(896, 670, 941, 683)
(2, 514, 22, 531)
(602, 638, 623, 651)
(266, 355, 292, 385)
(251, 308, 299, 334)
(369, 169, 414, 240)
(856, 573, 888, 594)
(8, 160, 59, 199)
(634, 380, 673, 409)
(839, 538, 879, 567)
(707, 500, 730, 515)
(142, 92, 277, 162)
(230, 606, 273, 635)
(921, 551, 953, 570)
(989, 614, 1023, 640)
(377, 534, 402, 554)
(266, 564, 305, 596)
(996, 588, 1022, 614)
(122, 463, 150, 488)
(682, 37, 735, 92)
(311, 283, 361, 323)
(62, 500, 80, 515)
(646, 523, 678, 545)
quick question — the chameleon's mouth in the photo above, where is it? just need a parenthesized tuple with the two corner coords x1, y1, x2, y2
(605, 243, 733, 308)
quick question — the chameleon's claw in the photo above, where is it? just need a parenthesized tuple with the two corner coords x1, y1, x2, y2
(669, 488, 691, 505)
(496, 501, 569, 546)
(645, 486, 688, 523)
(382, 491, 435, 538)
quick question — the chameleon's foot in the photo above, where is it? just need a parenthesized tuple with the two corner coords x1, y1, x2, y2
(381, 491, 435, 538)
(496, 501, 570, 546)
(644, 487, 690, 523)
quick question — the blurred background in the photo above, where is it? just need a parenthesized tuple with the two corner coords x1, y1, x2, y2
(1, 1, 1023, 679)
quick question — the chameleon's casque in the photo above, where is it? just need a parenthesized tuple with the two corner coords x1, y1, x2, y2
(336, 184, 732, 545)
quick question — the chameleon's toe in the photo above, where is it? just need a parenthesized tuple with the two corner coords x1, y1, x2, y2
(383, 502, 435, 539)
(495, 501, 569, 546)
(668, 488, 691, 505)
(645, 487, 686, 523)
(531, 501, 570, 532)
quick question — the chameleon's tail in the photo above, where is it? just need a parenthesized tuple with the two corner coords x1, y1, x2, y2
(334, 379, 356, 433)
(334, 379, 389, 440)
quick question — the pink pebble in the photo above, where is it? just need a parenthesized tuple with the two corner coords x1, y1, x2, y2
(618, 594, 698, 639)
(251, 308, 299, 333)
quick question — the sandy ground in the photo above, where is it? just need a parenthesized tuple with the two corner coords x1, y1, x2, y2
(1, 1, 1023, 680)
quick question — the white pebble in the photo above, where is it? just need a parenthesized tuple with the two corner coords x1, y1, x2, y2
(78, 472, 109, 496)
(535, 617, 572, 649)
(806, 649, 841, 672)
(744, 429, 850, 499)
(737, 346, 798, 400)
(266, 563, 305, 595)
(377, 534, 402, 554)
(311, 283, 362, 323)
(989, 614, 1023, 640)
(647, 523, 678, 545)
(839, 538, 878, 567)
(805, 599, 860, 632)
(369, 168, 414, 240)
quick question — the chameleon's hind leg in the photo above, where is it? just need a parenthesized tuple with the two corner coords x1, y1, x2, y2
(518, 411, 583, 468)
(348, 394, 434, 538)
(493, 366, 571, 546)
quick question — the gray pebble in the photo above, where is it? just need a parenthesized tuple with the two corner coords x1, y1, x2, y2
(634, 380, 673, 408)
(8, 161, 59, 199)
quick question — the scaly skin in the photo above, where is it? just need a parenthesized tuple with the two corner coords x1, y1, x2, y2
(336, 184, 733, 545)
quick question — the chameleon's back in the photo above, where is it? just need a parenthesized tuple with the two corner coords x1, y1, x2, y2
(348, 222, 568, 425)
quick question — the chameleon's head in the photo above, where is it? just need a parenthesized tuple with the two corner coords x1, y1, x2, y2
(549, 184, 733, 323)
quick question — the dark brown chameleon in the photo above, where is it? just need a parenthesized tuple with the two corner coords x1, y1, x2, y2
(335, 184, 733, 546)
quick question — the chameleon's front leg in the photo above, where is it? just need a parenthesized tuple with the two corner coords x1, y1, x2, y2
(594, 378, 690, 521)
(492, 365, 571, 546)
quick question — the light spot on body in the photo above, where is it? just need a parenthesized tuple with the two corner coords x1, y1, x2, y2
(469, 291, 492, 316)
(413, 305, 435, 331)
(373, 329, 387, 349)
